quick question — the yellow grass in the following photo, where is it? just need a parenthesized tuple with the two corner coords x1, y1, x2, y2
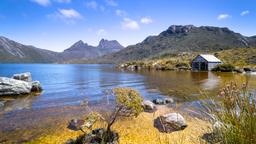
(28, 106, 211, 144)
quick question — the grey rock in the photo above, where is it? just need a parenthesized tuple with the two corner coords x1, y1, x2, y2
(12, 72, 32, 82)
(153, 98, 175, 105)
(0, 100, 6, 107)
(67, 119, 85, 131)
(244, 67, 256, 72)
(83, 128, 119, 144)
(31, 81, 42, 92)
(153, 98, 166, 105)
(142, 100, 157, 112)
(0, 77, 32, 96)
(154, 113, 187, 133)
(164, 98, 175, 104)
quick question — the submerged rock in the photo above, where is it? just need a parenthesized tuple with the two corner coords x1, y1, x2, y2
(0, 100, 6, 108)
(153, 98, 174, 105)
(154, 112, 187, 133)
(164, 98, 175, 104)
(142, 100, 157, 112)
(67, 119, 85, 131)
(31, 81, 42, 92)
(12, 72, 32, 82)
(66, 128, 119, 144)
(0, 77, 32, 96)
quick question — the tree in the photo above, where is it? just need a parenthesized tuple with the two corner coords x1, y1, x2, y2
(67, 87, 144, 143)
(102, 88, 143, 142)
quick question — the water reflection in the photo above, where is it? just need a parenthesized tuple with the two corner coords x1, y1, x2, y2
(198, 72, 220, 90)
(0, 96, 34, 113)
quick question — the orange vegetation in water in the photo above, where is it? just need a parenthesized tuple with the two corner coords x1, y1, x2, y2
(29, 105, 211, 144)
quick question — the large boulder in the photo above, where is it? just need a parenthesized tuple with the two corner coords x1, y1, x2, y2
(154, 113, 187, 133)
(0, 77, 32, 96)
(0, 72, 42, 96)
(142, 100, 157, 112)
(12, 72, 32, 82)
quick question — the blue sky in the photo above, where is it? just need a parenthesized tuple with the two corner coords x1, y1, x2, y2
(0, 0, 255, 52)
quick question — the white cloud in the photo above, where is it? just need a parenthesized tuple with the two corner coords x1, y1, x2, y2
(58, 9, 82, 19)
(115, 9, 127, 17)
(241, 10, 249, 16)
(54, 0, 71, 3)
(217, 14, 231, 20)
(31, 0, 51, 6)
(48, 9, 83, 24)
(140, 17, 153, 24)
(105, 0, 118, 6)
(86, 1, 105, 11)
(121, 18, 140, 30)
(96, 29, 107, 37)
(86, 1, 98, 9)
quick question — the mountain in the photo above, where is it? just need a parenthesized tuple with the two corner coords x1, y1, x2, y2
(61, 40, 98, 61)
(102, 25, 256, 63)
(0, 37, 124, 63)
(60, 39, 124, 62)
(0, 36, 59, 63)
(97, 39, 124, 53)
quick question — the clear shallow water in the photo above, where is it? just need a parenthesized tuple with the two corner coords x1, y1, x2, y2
(0, 64, 256, 142)
(0, 64, 256, 113)
(0, 64, 165, 112)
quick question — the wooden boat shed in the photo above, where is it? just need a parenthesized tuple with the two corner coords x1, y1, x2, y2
(192, 54, 222, 71)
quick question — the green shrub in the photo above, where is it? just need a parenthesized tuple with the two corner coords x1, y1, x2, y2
(211, 64, 235, 72)
(207, 82, 256, 144)
(175, 62, 190, 68)
(67, 88, 144, 144)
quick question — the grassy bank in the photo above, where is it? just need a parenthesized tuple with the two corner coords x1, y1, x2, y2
(119, 48, 256, 71)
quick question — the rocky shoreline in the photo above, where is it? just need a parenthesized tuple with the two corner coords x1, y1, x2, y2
(118, 61, 256, 73)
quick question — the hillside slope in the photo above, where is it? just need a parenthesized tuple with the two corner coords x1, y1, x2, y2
(102, 25, 256, 63)
(0, 36, 59, 63)
(119, 48, 256, 70)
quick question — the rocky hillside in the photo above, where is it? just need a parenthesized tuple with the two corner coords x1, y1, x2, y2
(102, 25, 256, 63)
(0, 36, 59, 63)
(60, 39, 124, 62)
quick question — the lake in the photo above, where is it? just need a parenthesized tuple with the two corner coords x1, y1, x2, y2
(0, 64, 256, 142)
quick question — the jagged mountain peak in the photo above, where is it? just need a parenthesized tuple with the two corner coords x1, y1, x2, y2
(72, 40, 88, 47)
(98, 39, 123, 50)
(61, 39, 124, 61)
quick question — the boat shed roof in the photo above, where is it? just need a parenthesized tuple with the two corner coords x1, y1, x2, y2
(198, 54, 222, 62)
